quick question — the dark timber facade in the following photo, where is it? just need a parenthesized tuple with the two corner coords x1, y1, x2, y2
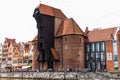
(33, 8, 54, 70)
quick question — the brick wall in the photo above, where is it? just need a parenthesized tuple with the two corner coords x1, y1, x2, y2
(105, 40, 114, 71)
(55, 35, 85, 71)
(54, 37, 63, 71)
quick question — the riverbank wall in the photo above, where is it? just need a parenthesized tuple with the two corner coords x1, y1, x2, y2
(0, 72, 77, 79)
(0, 71, 119, 79)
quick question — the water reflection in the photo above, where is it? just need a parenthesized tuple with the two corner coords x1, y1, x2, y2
(0, 78, 41, 80)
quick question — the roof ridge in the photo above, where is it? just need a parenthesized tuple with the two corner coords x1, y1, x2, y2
(56, 20, 64, 36)
(40, 3, 58, 10)
(65, 19, 72, 34)
(72, 19, 76, 34)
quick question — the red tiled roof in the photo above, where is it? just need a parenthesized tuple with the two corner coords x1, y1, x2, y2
(6, 38, 16, 44)
(50, 48, 59, 60)
(87, 27, 117, 42)
(37, 4, 67, 19)
(56, 18, 85, 37)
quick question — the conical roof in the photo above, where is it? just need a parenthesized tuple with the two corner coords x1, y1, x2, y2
(56, 18, 85, 37)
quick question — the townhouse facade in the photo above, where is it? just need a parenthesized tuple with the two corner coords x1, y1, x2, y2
(0, 38, 39, 72)
(1, 38, 16, 71)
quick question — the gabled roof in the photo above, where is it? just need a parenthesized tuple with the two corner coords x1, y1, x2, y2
(56, 18, 85, 37)
(87, 27, 117, 42)
(5, 38, 16, 44)
(5, 38, 18, 47)
(37, 4, 67, 19)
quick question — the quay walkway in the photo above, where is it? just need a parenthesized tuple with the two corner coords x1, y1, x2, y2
(0, 71, 120, 80)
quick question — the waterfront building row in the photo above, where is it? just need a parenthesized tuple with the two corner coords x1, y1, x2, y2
(0, 3, 120, 72)
(0, 37, 39, 72)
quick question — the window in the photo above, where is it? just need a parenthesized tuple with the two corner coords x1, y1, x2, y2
(114, 54, 118, 61)
(86, 53, 90, 60)
(100, 42, 105, 51)
(23, 60, 27, 63)
(113, 40, 118, 68)
(101, 52, 105, 61)
(18, 60, 22, 63)
(85, 42, 106, 72)
(9, 52, 12, 55)
(87, 63, 91, 69)
(113, 40, 117, 54)
(86, 44, 90, 52)
(91, 43, 95, 52)
(96, 62, 100, 69)
(13, 61, 17, 64)
(91, 53, 95, 60)
(96, 52, 100, 60)
(91, 62, 95, 71)
(96, 43, 100, 51)
(8, 58, 12, 61)
(101, 61, 105, 65)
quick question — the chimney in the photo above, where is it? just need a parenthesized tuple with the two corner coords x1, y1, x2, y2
(85, 27, 89, 34)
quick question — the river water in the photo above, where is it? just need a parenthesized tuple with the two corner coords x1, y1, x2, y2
(0, 78, 41, 80)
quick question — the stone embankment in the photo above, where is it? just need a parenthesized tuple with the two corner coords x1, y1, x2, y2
(0, 71, 120, 79)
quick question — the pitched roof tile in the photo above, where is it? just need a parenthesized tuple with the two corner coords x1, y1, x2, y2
(37, 4, 67, 19)
(6, 38, 16, 44)
(50, 48, 59, 60)
(87, 27, 117, 42)
(56, 18, 85, 37)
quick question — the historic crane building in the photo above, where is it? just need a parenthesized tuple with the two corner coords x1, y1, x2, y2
(33, 3, 120, 72)
(33, 4, 86, 71)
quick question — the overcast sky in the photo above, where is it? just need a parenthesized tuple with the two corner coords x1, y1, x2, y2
(0, 0, 120, 43)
